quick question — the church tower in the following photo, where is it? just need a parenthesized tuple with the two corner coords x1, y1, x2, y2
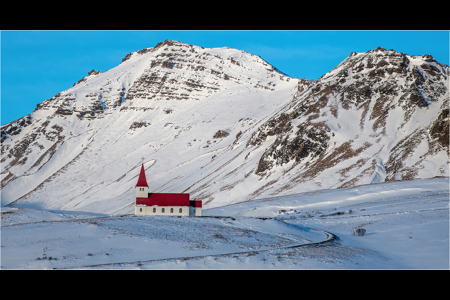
(136, 164, 148, 198)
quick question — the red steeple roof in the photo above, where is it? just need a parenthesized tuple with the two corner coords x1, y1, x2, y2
(136, 164, 149, 187)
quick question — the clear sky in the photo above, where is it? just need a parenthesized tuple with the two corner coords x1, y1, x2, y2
(1, 30, 449, 125)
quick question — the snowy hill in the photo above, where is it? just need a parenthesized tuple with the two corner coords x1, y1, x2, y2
(2, 177, 448, 269)
(1, 41, 449, 214)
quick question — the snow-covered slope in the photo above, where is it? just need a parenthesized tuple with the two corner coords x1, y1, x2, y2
(1, 42, 448, 214)
(2, 177, 448, 269)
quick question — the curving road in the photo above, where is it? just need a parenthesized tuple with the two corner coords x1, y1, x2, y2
(54, 217, 338, 269)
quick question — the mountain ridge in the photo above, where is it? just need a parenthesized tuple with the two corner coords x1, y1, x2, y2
(247, 45, 449, 197)
(1, 41, 448, 214)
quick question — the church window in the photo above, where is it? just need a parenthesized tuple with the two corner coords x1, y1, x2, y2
(179, 208, 182, 213)
(153, 207, 156, 213)
(162, 208, 165, 213)
(170, 208, 174, 213)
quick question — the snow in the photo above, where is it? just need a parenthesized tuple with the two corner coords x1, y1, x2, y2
(2, 43, 447, 214)
(1, 42, 448, 269)
(1, 177, 448, 269)
(371, 157, 387, 184)
(206, 177, 449, 269)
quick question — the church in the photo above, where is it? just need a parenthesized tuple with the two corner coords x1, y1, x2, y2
(134, 164, 202, 216)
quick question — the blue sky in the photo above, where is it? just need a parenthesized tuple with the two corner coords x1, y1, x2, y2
(1, 30, 449, 125)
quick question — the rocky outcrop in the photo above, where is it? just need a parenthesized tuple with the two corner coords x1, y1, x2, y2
(73, 69, 102, 87)
(430, 108, 449, 148)
(248, 46, 449, 186)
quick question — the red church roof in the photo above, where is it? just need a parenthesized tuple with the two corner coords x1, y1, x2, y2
(136, 193, 190, 207)
(136, 164, 149, 187)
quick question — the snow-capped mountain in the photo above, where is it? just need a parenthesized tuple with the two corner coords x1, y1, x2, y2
(1, 41, 448, 214)
(249, 47, 449, 190)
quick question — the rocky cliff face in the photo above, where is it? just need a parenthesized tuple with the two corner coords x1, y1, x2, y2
(1, 42, 448, 213)
(249, 46, 449, 191)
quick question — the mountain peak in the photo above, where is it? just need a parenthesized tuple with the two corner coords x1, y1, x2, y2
(370, 46, 388, 52)
(1, 43, 448, 214)
(249, 45, 449, 186)
(154, 39, 190, 48)
(320, 46, 448, 88)
(121, 40, 202, 64)
(17, 39, 293, 123)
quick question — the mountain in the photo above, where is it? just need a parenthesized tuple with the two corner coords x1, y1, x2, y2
(1, 42, 448, 214)
(249, 46, 449, 189)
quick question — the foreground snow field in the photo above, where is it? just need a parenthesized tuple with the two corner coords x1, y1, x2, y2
(1, 177, 448, 269)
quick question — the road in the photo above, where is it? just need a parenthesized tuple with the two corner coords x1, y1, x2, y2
(54, 217, 338, 269)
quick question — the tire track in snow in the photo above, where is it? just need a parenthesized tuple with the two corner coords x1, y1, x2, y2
(53, 217, 338, 269)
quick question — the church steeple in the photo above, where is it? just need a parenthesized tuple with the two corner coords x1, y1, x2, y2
(136, 164, 148, 187)
(136, 164, 149, 199)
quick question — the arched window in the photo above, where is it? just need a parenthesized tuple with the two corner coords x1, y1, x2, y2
(153, 207, 156, 213)
(179, 208, 182, 213)
(170, 208, 174, 213)
(162, 208, 165, 213)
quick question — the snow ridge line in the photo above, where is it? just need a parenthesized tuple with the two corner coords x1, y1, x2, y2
(53, 217, 338, 269)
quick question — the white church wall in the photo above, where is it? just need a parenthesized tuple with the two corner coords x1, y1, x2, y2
(135, 205, 190, 216)
(136, 187, 148, 198)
